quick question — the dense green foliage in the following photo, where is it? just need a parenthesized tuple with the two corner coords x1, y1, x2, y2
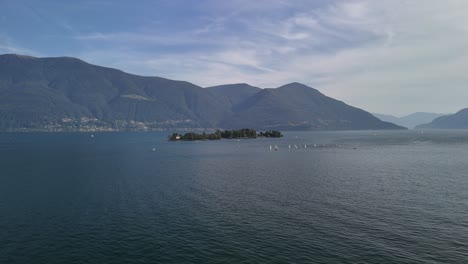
(219, 128, 257, 139)
(169, 132, 221, 141)
(169, 129, 283, 141)
(257, 130, 283, 138)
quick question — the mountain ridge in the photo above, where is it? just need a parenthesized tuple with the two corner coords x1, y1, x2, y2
(0, 54, 405, 131)
(416, 109, 468, 129)
(373, 112, 448, 129)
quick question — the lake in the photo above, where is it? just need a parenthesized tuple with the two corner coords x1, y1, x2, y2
(0, 130, 467, 263)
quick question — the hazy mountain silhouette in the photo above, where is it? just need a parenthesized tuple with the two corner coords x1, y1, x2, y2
(373, 112, 448, 129)
(416, 109, 468, 129)
(0, 54, 405, 131)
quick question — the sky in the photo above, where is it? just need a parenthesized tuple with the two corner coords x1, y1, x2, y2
(1, 0, 468, 116)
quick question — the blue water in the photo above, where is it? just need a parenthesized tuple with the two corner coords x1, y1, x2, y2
(0, 130, 467, 263)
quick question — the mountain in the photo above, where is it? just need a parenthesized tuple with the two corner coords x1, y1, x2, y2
(0, 54, 405, 131)
(373, 112, 448, 129)
(219, 82, 404, 130)
(416, 108, 468, 129)
(372, 113, 401, 125)
(206, 83, 261, 107)
(0, 54, 227, 130)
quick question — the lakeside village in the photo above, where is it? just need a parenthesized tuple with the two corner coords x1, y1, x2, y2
(169, 129, 283, 141)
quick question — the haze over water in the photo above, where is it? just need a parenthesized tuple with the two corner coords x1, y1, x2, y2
(1, 131, 467, 263)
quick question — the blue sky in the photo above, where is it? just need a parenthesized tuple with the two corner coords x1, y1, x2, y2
(1, 0, 468, 116)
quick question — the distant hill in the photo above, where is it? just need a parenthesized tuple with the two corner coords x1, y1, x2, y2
(416, 108, 468, 129)
(373, 112, 448, 129)
(0, 54, 405, 131)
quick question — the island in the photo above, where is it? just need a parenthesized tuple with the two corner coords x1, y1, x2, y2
(169, 129, 283, 141)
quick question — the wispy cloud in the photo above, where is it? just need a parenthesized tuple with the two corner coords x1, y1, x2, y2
(2, 0, 468, 115)
(0, 35, 40, 55)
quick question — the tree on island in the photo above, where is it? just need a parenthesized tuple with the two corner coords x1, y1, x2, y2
(169, 129, 282, 141)
(257, 130, 283, 138)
